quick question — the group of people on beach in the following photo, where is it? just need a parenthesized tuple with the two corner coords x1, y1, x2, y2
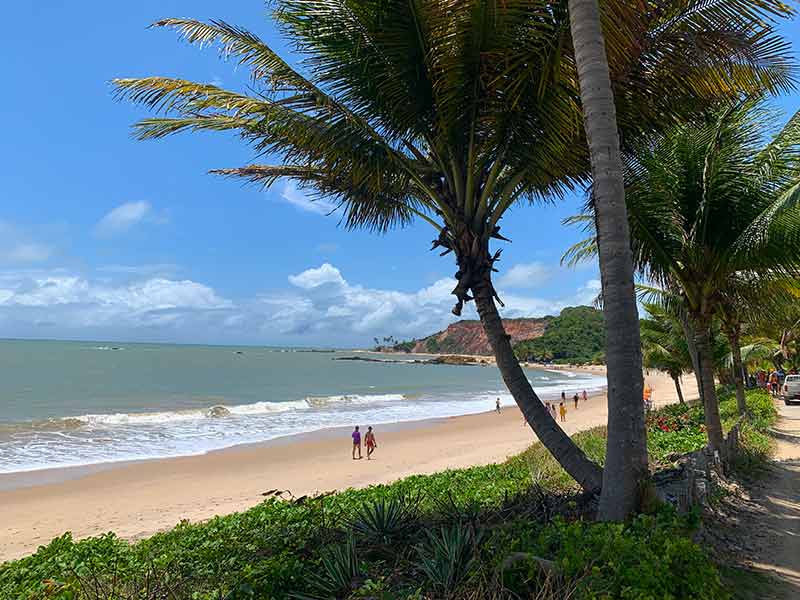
(351, 425, 378, 460)
(540, 389, 589, 424)
(354, 388, 594, 458)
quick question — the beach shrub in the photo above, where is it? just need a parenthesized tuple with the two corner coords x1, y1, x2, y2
(646, 387, 776, 465)
(536, 510, 728, 600)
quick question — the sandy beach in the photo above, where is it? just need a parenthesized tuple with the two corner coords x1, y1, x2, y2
(0, 369, 692, 562)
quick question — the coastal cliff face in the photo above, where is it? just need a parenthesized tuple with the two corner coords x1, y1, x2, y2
(407, 318, 550, 355)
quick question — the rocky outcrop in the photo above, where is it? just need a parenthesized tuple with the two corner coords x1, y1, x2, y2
(403, 318, 550, 356)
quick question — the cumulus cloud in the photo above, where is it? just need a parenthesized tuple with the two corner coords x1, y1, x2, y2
(0, 271, 232, 338)
(248, 263, 598, 343)
(95, 201, 161, 237)
(496, 262, 551, 289)
(0, 263, 600, 345)
(280, 183, 337, 215)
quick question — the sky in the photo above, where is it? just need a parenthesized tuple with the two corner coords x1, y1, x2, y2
(1, 2, 798, 347)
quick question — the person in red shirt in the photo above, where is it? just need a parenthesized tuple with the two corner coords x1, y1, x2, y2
(365, 426, 377, 460)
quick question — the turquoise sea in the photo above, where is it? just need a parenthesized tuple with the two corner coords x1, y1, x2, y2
(0, 340, 606, 473)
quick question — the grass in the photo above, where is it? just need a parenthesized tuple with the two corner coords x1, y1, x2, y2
(0, 389, 775, 600)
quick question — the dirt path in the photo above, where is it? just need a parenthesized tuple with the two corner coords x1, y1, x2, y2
(730, 403, 800, 598)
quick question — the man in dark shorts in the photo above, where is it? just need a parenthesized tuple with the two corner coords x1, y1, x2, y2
(352, 426, 362, 460)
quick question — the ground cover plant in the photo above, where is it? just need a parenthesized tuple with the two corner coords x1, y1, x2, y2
(1, 390, 774, 599)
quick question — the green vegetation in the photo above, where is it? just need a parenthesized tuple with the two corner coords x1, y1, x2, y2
(647, 388, 776, 468)
(390, 340, 416, 353)
(566, 98, 800, 453)
(424, 336, 466, 355)
(3, 391, 775, 600)
(513, 307, 605, 365)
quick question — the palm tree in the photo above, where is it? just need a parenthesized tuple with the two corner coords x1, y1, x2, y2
(717, 275, 800, 414)
(114, 1, 794, 493)
(567, 99, 800, 454)
(566, 0, 647, 520)
(641, 303, 693, 404)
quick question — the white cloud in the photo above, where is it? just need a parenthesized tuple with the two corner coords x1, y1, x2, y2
(0, 262, 599, 345)
(280, 183, 337, 215)
(95, 201, 156, 237)
(288, 263, 346, 289)
(0, 271, 232, 337)
(245, 263, 597, 343)
(496, 262, 551, 289)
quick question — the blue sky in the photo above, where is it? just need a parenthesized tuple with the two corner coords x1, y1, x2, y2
(1, 2, 798, 346)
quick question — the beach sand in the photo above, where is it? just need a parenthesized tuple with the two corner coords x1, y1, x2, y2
(0, 369, 693, 562)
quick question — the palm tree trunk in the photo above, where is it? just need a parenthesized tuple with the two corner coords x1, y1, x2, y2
(472, 274, 603, 492)
(568, 0, 648, 521)
(725, 324, 748, 416)
(672, 374, 685, 404)
(692, 314, 724, 453)
(679, 314, 704, 404)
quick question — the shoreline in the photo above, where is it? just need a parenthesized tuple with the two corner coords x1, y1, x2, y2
(0, 361, 606, 481)
(0, 369, 688, 563)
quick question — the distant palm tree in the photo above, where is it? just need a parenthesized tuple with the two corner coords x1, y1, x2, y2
(114, 1, 794, 491)
(566, 99, 800, 453)
(717, 274, 800, 414)
(641, 303, 693, 404)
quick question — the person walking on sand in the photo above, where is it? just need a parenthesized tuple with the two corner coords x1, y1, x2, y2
(643, 384, 653, 411)
(496, 397, 501, 413)
(365, 426, 377, 460)
(559, 402, 567, 423)
(351, 426, 362, 460)
(561, 391, 566, 404)
(573, 392, 579, 410)
(582, 389, 588, 403)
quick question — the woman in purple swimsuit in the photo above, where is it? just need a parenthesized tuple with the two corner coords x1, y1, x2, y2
(351, 426, 362, 460)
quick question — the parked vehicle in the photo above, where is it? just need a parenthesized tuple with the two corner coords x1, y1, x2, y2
(782, 374, 800, 405)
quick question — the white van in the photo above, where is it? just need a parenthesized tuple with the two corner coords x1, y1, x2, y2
(782, 374, 800, 405)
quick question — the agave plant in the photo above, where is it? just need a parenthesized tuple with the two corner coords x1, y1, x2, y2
(115, 0, 794, 495)
(415, 525, 485, 598)
(291, 535, 361, 600)
(349, 496, 420, 546)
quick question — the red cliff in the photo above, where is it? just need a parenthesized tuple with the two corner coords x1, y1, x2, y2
(409, 318, 550, 355)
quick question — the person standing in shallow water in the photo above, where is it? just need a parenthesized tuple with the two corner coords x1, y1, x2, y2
(495, 397, 501, 413)
(351, 426, 362, 460)
(365, 426, 377, 460)
(582, 389, 588, 403)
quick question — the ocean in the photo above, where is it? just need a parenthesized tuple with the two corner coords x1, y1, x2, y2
(0, 340, 606, 474)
